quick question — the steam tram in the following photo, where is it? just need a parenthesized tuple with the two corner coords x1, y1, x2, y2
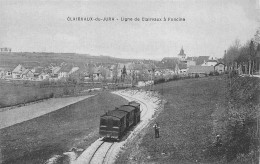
(99, 101, 141, 140)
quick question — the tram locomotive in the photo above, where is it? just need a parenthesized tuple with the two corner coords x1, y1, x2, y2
(99, 101, 141, 140)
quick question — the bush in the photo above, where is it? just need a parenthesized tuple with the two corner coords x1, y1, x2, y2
(228, 70, 238, 78)
(154, 78, 165, 84)
(195, 73, 199, 78)
(171, 75, 179, 80)
(211, 76, 260, 162)
(209, 71, 214, 76)
(214, 71, 220, 76)
(49, 92, 54, 98)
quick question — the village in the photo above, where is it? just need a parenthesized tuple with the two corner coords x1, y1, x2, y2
(1, 0, 260, 163)
(0, 47, 227, 85)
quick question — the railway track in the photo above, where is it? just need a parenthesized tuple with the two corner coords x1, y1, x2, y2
(83, 91, 150, 164)
(88, 141, 115, 164)
(76, 90, 159, 164)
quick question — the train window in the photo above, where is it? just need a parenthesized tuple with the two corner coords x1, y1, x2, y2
(100, 119, 106, 125)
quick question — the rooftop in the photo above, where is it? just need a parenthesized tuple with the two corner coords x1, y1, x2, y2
(187, 66, 214, 74)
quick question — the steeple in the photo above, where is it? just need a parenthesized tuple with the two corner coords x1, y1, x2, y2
(181, 46, 184, 55)
(178, 46, 186, 60)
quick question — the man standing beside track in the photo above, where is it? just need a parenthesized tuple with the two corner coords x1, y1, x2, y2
(153, 123, 160, 138)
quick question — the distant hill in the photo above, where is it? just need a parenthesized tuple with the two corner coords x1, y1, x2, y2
(0, 52, 142, 69)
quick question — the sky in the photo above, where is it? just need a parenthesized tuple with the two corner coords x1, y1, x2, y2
(0, 0, 259, 60)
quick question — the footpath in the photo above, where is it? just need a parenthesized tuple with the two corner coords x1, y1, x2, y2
(0, 95, 94, 129)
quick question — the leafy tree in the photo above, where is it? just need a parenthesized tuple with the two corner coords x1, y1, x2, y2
(100, 66, 108, 83)
(223, 39, 241, 70)
(248, 40, 256, 74)
(223, 38, 258, 75)
(112, 64, 119, 84)
(121, 65, 127, 82)
(254, 27, 260, 44)
(86, 63, 94, 84)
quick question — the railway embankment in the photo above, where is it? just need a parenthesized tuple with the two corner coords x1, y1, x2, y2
(115, 76, 260, 164)
(75, 89, 164, 164)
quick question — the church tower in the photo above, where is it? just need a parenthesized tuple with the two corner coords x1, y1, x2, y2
(178, 46, 186, 61)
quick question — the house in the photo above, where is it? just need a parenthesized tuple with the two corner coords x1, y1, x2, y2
(179, 69, 188, 74)
(58, 65, 73, 79)
(194, 56, 210, 65)
(21, 69, 34, 80)
(0, 47, 11, 52)
(187, 66, 214, 76)
(214, 63, 225, 73)
(187, 60, 196, 67)
(38, 72, 50, 81)
(92, 67, 101, 80)
(12, 64, 26, 79)
(51, 66, 61, 77)
(92, 66, 110, 81)
(155, 70, 162, 76)
(5, 69, 12, 78)
(175, 63, 187, 74)
(69, 67, 79, 74)
(57, 64, 80, 79)
(0, 68, 5, 78)
(31, 67, 44, 78)
(201, 60, 218, 66)
(160, 57, 179, 69)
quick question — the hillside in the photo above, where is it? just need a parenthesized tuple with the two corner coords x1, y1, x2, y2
(0, 52, 142, 69)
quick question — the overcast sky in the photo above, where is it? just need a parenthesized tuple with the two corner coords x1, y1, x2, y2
(0, 0, 259, 60)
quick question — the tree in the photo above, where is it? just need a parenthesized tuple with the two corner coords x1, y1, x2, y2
(86, 63, 94, 85)
(254, 27, 260, 44)
(131, 70, 136, 86)
(249, 40, 255, 75)
(121, 65, 127, 82)
(256, 44, 260, 74)
(223, 39, 259, 75)
(100, 66, 108, 83)
(223, 39, 241, 70)
(112, 64, 119, 84)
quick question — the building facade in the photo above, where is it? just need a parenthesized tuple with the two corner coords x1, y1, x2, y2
(0, 47, 11, 52)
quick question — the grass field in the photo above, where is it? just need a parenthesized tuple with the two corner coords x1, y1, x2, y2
(0, 92, 128, 164)
(0, 80, 95, 108)
(116, 76, 230, 164)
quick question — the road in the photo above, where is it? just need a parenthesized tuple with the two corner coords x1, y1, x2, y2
(0, 95, 94, 129)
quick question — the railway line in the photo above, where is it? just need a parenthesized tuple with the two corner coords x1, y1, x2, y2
(77, 91, 149, 164)
(87, 141, 115, 164)
(75, 90, 161, 164)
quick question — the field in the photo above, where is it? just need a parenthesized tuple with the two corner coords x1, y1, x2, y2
(0, 92, 128, 164)
(115, 76, 231, 164)
(0, 80, 99, 108)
